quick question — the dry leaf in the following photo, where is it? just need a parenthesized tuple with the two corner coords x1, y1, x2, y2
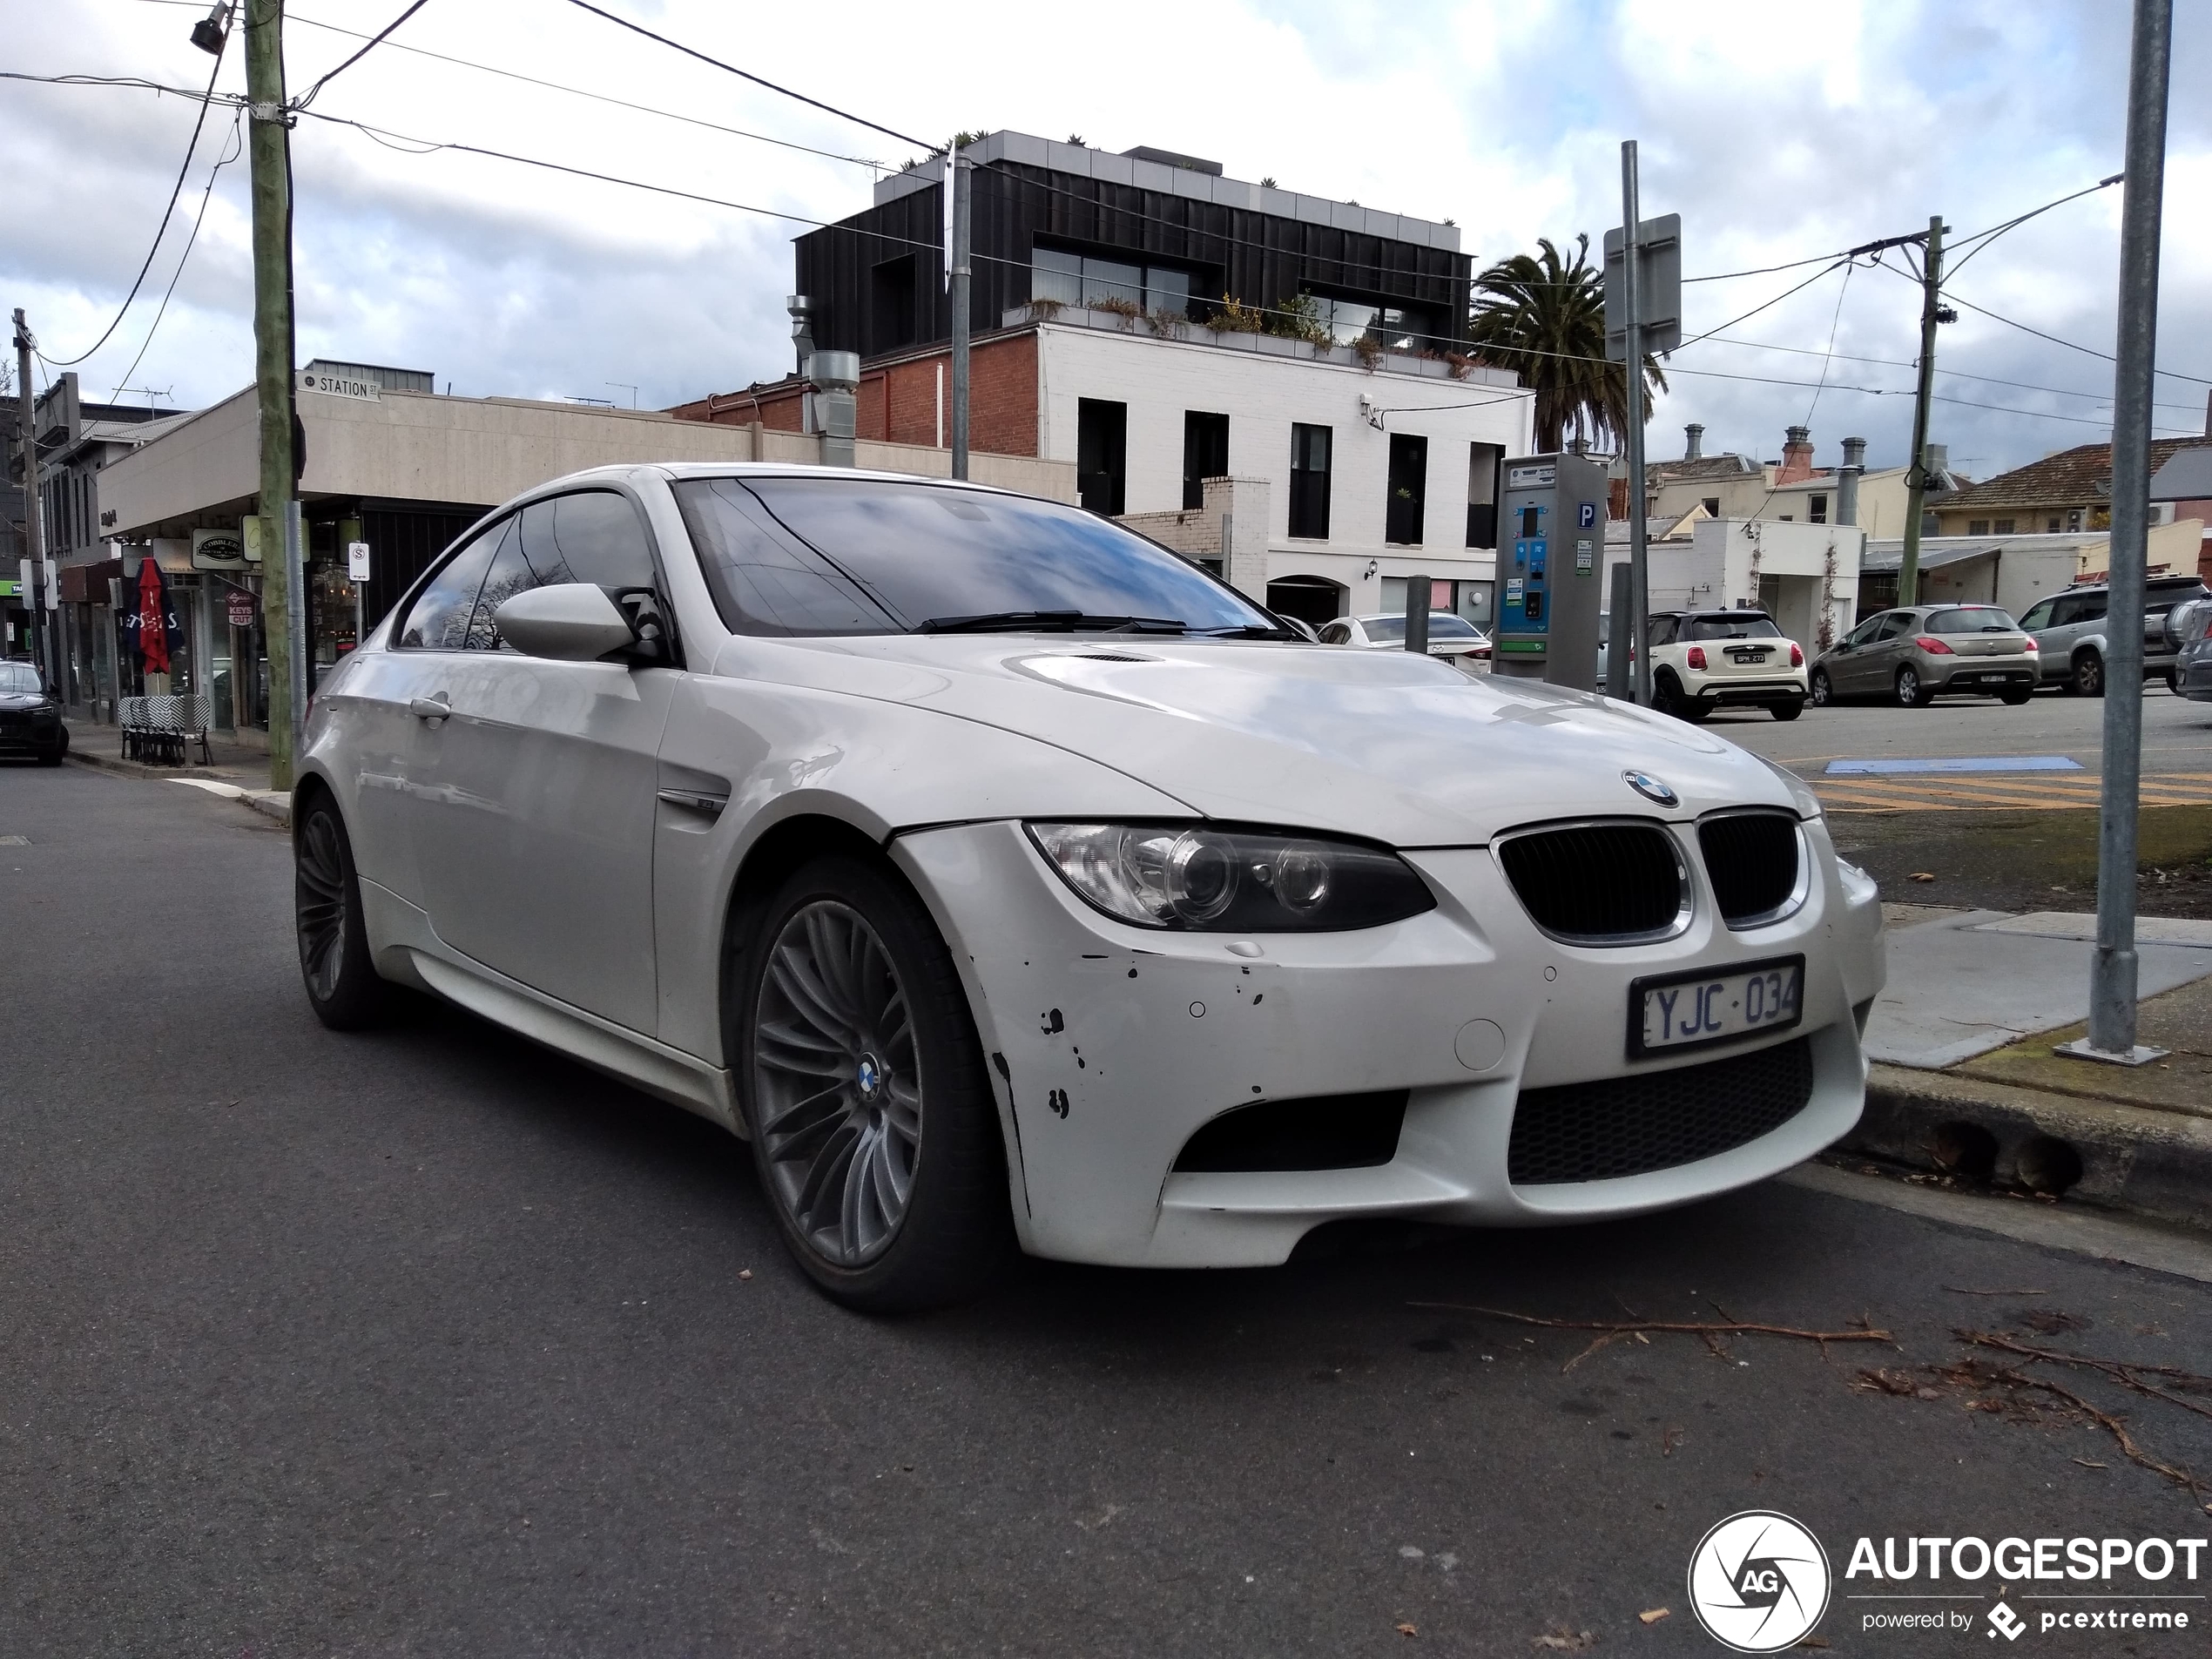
(1396, 1622, 1418, 1638)
(1662, 1426, 1683, 1457)
(1639, 1607, 1670, 1624)
(738, 1269, 754, 1281)
(2073, 1458, 2109, 1469)
(1909, 871, 1935, 882)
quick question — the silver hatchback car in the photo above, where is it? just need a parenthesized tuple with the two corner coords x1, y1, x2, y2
(1810, 604, 2039, 708)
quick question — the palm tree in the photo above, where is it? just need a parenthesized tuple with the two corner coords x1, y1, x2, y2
(1466, 234, 1666, 455)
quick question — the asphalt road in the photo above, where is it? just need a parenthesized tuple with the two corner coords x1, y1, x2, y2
(7, 761, 2212, 1656)
(1712, 681, 2212, 777)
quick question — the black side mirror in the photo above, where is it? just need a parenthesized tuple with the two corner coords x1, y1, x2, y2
(611, 588, 671, 665)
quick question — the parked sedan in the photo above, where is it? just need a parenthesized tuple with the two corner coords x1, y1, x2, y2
(294, 465, 1884, 1310)
(1809, 604, 2038, 707)
(1319, 611, 1492, 664)
(0, 660, 69, 764)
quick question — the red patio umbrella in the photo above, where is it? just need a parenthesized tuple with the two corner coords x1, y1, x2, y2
(138, 557, 171, 676)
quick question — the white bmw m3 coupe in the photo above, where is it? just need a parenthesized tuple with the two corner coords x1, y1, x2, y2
(294, 465, 1885, 1310)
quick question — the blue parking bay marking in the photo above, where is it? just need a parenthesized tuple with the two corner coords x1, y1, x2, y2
(1824, 756, 2085, 775)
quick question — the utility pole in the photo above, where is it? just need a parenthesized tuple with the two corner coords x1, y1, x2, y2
(1619, 142, 1652, 706)
(244, 0, 299, 786)
(12, 309, 48, 687)
(949, 148, 971, 482)
(1897, 215, 1947, 608)
(2066, 0, 2173, 1067)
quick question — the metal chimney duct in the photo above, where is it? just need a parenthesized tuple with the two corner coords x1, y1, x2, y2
(1837, 435, 1866, 527)
(787, 293, 815, 379)
(810, 349, 860, 468)
(1684, 422, 1703, 461)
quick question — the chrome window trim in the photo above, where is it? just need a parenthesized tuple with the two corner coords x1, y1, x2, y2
(1696, 806, 1811, 931)
(1491, 815, 1694, 948)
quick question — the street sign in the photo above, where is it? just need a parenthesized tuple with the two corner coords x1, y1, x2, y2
(347, 541, 370, 581)
(300, 367, 380, 401)
(1603, 212, 1683, 360)
(226, 589, 256, 630)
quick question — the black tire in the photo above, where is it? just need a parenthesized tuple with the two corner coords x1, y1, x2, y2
(2164, 670, 2181, 695)
(737, 854, 1009, 1312)
(1770, 698, 1804, 721)
(2072, 651, 2105, 698)
(1896, 665, 1933, 708)
(1656, 671, 1710, 723)
(1809, 669, 1834, 707)
(294, 792, 388, 1030)
(2000, 687, 2033, 705)
(37, 747, 64, 766)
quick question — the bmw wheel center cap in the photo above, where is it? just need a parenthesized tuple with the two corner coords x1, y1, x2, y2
(1623, 769, 1680, 807)
(855, 1055, 882, 1099)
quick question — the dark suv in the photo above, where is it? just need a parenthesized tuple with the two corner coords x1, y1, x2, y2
(2016, 574, 2212, 695)
(0, 660, 68, 764)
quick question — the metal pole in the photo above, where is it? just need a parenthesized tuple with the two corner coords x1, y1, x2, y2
(1898, 216, 1946, 609)
(12, 310, 48, 688)
(1620, 142, 1651, 706)
(285, 497, 306, 752)
(950, 151, 971, 482)
(245, 0, 298, 787)
(1404, 572, 1429, 656)
(1606, 561, 1633, 699)
(2079, 0, 2172, 1064)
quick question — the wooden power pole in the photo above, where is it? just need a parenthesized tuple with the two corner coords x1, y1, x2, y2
(245, 0, 299, 786)
(1897, 216, 1947, 609)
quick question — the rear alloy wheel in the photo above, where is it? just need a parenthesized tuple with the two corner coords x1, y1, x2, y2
(1656, 671, 1710, 724)
(1895, 665, 1933, 708)
(2073, 651, 2105, 698)
(1809, 669, 1834, 707)
(294, 793, 388, 1029)
(741, 855, 1008, 1312)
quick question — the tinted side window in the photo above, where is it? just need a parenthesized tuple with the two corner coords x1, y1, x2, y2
(673, 477, 898, 636)
(1873, 616, 1910, 642)
(518, 490, 658, 590)
(1844, 617, 1882, 647)
(396, 520, 506, 650)
(2078, 592, 2109, 622)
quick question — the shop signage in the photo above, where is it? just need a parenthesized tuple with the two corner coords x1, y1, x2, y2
(347, 541, 371, 581)
(300, 368, 380, 401)
(239, 517, 266, 563)
(192, 528, 248, 570)
(226, 589, 257, 630)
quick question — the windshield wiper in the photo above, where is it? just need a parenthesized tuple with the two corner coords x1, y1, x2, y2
(1190, 622, 1300, 639)
(919, 610, 1189, 635)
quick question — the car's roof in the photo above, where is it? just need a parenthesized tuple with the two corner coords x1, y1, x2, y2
(1352, 610, 1476, 623)
(1659, 609, 1774, 620)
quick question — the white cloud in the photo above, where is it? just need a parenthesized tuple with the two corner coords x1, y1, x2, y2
(2, 0, 2204, 473)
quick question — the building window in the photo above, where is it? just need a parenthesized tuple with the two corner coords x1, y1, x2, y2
(1386, 433, 1427, 545)
(1993, 517, 2016, 535)
(1968, 518, 1990, 536)
(1289, 424, 1332, 539)
(1466, 442, 1501, 547)
(1809, 493, 1828, 524)
(1306, 293, 1440, 352)
(1703, 496, 1721, 516)
(869, 255, 918, 355)
(1183, 411, 1229, 510)
(1076, 399, 1127, 516)
(1034, 246, 1195, 318)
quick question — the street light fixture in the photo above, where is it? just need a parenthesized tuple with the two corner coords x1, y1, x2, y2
(189, 1, 232, 55)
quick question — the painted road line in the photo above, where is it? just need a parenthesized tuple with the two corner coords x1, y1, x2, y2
(1824, 755, 2086, 775)
(1812, 772, 2212, 813)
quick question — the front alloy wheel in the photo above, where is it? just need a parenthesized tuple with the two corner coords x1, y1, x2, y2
(741, 855, 1008, 1311)
(294, 794, 387, 1028)
(753, 900, 921, 1267)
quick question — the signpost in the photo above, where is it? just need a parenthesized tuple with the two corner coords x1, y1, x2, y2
(347, 541, 370, 651)
(1602, 165, 1681, 708)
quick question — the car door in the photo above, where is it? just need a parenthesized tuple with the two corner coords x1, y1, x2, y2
(407, 488, 678, 1035)
(1824, 615, 1879, 692)
(339, 517, 510, 910)
(1861, 611, 1915, 691)
(1838, 613, 1898, 692)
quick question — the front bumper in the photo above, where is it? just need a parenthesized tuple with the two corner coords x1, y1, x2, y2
(893, 815, 1884, 1267)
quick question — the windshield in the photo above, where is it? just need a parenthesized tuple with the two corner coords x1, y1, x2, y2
(1686, 615, 1782, 640)
(0, 662, 42, 694)
(1361, 613, 1478, 643)
(672, 476, 1283, 637)
(1926, 606, 2021, 634)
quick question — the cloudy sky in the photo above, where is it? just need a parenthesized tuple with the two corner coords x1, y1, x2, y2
(4, 0, 2209, 480)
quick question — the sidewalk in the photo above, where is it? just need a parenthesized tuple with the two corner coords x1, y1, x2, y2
(1847, 902, 2212, 1231)
(63, 718, 292, 826)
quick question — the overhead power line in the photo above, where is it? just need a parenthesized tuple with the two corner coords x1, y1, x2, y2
(292, 0, 434, 110)
(30, 30, 232, 367)
(1943, 292, 2212, 388)
(558, 0, 933, 151)
(105, 107, 246, 402)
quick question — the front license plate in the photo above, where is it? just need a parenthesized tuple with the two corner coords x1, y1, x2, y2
(1630, 955, 1804, 1057)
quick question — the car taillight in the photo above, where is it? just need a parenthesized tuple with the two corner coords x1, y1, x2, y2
(1916, 636, 1953, 654)
(1687, 645, 1708, 670)
(1790, 643, 1804, 666)
(2023, 637, 2038, 651)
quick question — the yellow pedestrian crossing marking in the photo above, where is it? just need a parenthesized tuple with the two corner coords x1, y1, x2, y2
(1812, 771, 2212, 813)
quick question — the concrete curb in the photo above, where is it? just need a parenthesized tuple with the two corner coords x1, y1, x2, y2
(68, 752, 293, 828)
(1850, 1062, 2212, 1233)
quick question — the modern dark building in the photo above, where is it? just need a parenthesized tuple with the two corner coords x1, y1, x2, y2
(792, 132, 1473, 366)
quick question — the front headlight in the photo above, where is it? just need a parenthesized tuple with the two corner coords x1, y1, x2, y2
(1025, 822, 1436, 932)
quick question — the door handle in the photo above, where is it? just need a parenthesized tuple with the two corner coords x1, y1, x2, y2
(409, 695, 451, 723)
